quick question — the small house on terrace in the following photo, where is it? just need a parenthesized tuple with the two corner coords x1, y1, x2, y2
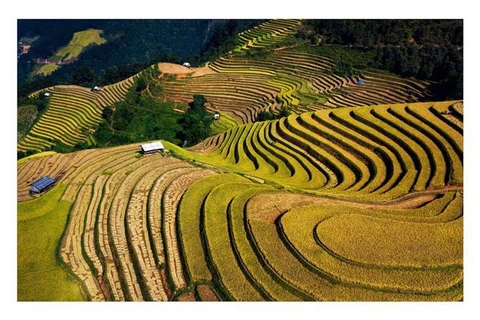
(30, 176, 56, 194)
(140, 141, 165, 155)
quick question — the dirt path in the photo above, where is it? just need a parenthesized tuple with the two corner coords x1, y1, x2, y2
(158, 62, 216, 77)
(248, 185, 463, 224)
(273, 44, 300, 52)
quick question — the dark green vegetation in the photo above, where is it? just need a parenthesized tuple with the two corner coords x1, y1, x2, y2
(17, 92, 49, 159)
(17, 100, 464, 301)
(178, 95, 214, 146)
(255, 106, 291, 122)
(301, 20, 462, 46)
(18, 90, 48, 112)
(18, 19, 463, 158)
(17, 184, 84, 301)
(200, 20, 267, 62)
(18, 20, 210, 83)
(17, 66, 212, 155)
(94, 81, 183, 147)
(18, 19, 463, 101)
(17, 19, 463, 302)
(18, 20, 263, 97)
(93, 72, 212, 148)
(17, 105, 37, 141)
(297, 20, 463, 100)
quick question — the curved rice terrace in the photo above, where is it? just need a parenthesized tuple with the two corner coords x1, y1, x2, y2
(174, 101, 463, 200)
(17, 19, 462, 301)
(149, 19, 430, 123)
(234, 19, 302, 54)
(17, 100, 463, 301)
(155, 49, 429, 124)
(19, 19, 430, 151)
(18, 76, 136, 152)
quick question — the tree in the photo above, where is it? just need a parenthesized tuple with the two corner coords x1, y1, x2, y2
(255, 106, 291, 122)
(278, 106, 291, 118)
(136, 76, 148, 92)
(179, 95, 212, 146)
(102, 106, 114, 122)
(93, 121, 113, 145)
(34, 91, 49, 112)
(190, 95, 208, 113)
(256, 110, 275, 122)
(72, 66, 96, 86)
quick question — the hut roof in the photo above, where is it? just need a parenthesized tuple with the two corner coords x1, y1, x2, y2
(140, 141, 164, 152)
(30, 176, 55, 192)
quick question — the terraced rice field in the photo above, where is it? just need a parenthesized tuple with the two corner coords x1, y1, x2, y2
(166, 101, 463, 201)
(157, 49, 428, 124)
(17, 99, 463, 301)
(22, 19, 431, 152)
(18, 77, 135, 152)
(17, 20, 462, 302)
(18, 143, 219, 300)
(234, 19, 302, 53)
(37, 63, 59, 77)
(50, 29, 107, 61)
(158, 72, 280, 123)
(245, 190, 462, 301)
(150, 20, 428, 123)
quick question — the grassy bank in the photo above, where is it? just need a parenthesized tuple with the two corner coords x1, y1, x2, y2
(17, 184, 85, 301)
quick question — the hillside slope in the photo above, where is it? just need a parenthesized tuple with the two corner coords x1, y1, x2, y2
(17, 19, 463, 301)
(17, 100, 463, 301)
(18, 19, 432, 153)
(35, 29, 107, 77)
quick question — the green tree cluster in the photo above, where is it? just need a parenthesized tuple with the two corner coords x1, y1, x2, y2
(177, 95, 213, 146)
(255, 106, 291, 122)
(17, 149, 36, 160)
(17, 20, 270, 99)
(297, 20, 463, 99)
(91, 77, 213, 149)
(303, 20, 463, 47)
(35, 92, 49, 112)
(93, 91, 184, 147)
(72, 65, 96, 87)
